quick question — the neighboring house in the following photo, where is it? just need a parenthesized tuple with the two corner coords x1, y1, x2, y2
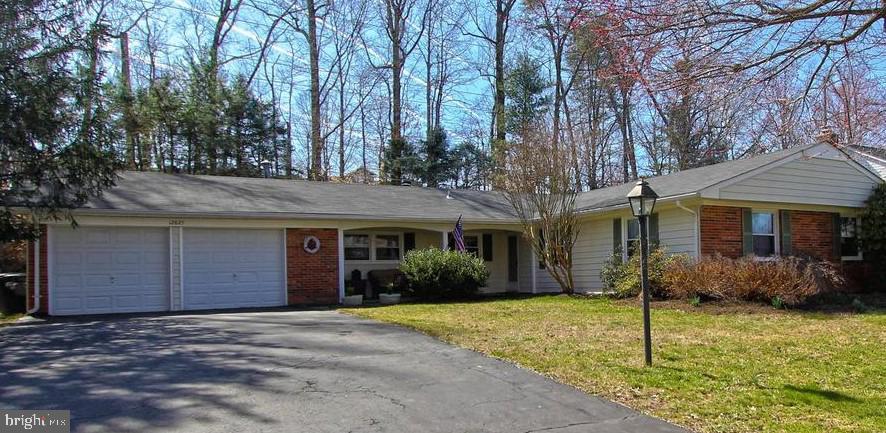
(843, 144, 886, 180)
(24, 142, 882, 315)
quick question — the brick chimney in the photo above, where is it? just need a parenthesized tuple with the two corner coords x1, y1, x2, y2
(816, 127, 839, 146)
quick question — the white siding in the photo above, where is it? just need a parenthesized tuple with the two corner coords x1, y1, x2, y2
(719, 157, 879, 207)
(518, 237, 534, 293)
(535, 267, 560, 292)
(572, 217, 614, 292)
(478, 231, 511, 293)
(572, 207, 699, 293)
(657, 207, 698, 257)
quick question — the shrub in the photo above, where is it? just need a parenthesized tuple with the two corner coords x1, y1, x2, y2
(600, 247, 690, 298)
(663, 255, 844, 305)
(399, 248, 489, 299)
(859, 183, 886, 286)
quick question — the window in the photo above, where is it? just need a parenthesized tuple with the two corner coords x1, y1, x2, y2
(374, 234, 400, 261)
(464, 235, 479, 257)
(344, 234, 370, 260)
(626, 219, 640, 257)
(752, 212, 776, 257)
(841, 217, 861, 259)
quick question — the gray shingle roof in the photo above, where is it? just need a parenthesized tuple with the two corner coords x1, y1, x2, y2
(84, 172, 518, 222)
(84, 145, 809, 221)
(575, 145, 809, 212)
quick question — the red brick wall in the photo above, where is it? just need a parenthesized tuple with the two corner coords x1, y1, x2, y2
(790, 211, 835, 261)
(26, 225, 48, 313)
(700, 206, 744, 258)
(286, 228, 339, 304)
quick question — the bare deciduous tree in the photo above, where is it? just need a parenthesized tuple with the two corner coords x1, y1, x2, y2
(498, 127, 579, 294)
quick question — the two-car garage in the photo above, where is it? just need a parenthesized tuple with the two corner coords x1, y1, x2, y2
(49, 226, 287, 315)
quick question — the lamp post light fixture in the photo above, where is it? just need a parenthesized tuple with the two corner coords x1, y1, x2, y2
(626, 178, 659, 366)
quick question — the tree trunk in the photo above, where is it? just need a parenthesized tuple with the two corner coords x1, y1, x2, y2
(338, 75, 346, 179)
(119, 32, 138, 169)
(308, 0, 323, 180)
(360, 104, 368, 183)
(492, 0, 508, 173)
(79, 27, 101, 144)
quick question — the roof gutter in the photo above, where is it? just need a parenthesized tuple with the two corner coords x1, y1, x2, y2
(575, 192, 700, 216)
(59, 208, 524, 225)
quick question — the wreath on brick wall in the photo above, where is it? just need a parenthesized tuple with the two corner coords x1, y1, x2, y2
(303, 236, 321, 254)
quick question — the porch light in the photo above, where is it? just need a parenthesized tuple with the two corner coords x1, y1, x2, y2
(626, 178, 658, 367)
(627, 178, 658, 217)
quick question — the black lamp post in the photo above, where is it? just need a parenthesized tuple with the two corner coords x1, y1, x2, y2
(626, 178, 658, 366)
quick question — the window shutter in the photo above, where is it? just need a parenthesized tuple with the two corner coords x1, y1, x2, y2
(482, 233, 493, 261)
(779, 211, 792, 256)
(832, 213, 842, 259)
(447, 232, 455, 251)
(612, 219, 622, 255)
(404, 232, 416, 253)
(649, 213, 660, 248)
(742, 208, 753, 256)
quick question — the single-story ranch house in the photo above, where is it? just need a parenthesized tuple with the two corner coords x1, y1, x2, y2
(24, 142, 883, 315)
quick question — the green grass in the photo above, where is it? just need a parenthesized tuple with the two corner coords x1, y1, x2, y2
(0, 312, 24, 327)
(343, 296, 886, 433)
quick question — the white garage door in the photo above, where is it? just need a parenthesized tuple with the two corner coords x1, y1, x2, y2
(51, 226, 170, 315)
(182, 229, 286, 310)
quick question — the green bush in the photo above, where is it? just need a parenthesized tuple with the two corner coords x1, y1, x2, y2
(600, 246, 689, 298)
(399, 248, 489, 299)
(859, 183, 886, 286)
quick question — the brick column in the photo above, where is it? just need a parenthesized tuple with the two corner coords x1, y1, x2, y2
(699, 206, 743, 258)
(790, 211, 835, 261)
(286, 228, 340, 304)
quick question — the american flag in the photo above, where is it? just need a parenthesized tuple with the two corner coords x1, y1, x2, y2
(453, 215, 466, 252)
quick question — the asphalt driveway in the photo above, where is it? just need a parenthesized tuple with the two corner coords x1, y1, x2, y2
(0, 310, 689, 433)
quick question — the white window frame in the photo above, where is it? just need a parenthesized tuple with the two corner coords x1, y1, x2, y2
(343, 231, 404, 263)
(372, 232, 403, 262)
(622, 217, 641, 260)
(343, 233, 371, 261)
(463, 234, 480, 257)
(839, 216, 863, 261)
(452, 231, 489, 259)
(751, 210, 779, 259)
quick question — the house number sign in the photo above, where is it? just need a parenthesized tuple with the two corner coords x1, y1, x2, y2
(303, 236, 321, 254)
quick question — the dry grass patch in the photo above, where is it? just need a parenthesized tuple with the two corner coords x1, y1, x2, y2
(343, 295, 886, 433)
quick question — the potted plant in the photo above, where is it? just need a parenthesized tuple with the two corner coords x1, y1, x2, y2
(378, 283, 401, 305)
(342, 280, 363, 306)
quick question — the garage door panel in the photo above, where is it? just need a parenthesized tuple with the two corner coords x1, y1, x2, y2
(85, 230, 111, 245)
(50, 226, 170, 315)
(84, 296, 113, 310)
(182, 228, 285, 310)
(141, 271, 169, 286)
(86, 252, 113, 266)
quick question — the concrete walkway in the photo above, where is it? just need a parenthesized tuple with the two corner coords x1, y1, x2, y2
(0, 310, 690, 433)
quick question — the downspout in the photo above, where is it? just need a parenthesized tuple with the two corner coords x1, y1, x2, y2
(26, 239, 40, 314)
(676, 200, 699, 259)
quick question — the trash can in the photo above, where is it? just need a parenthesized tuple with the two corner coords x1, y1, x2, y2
(0, 273, 26, 314)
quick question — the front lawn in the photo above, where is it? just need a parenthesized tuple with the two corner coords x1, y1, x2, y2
(343, 296, 885, 433)
(0, 313, 24, 327)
